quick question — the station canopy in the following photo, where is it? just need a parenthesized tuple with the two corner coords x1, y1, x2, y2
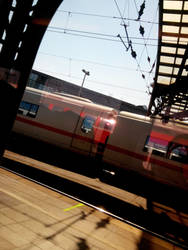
(148, 0, 188, 122)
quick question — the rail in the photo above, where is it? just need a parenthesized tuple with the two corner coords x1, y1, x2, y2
(0, 156, 187, 249)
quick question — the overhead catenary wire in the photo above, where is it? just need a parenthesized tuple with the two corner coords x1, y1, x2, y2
(133, 0, 152, 79)
(133, 0, 154, 68)
(122, 0, 129, 26)
(47, 26, 158, 42)
(47, 27, 158, 47)
(65, 11, 71, 30)
(57, 9, 159, 25)
(39, 51, 151, 73)
(34, 67, 146, 95)
(134, 2, 159, 93)
(144, 6, 159, 92)
(137, 5, 159, 68)
(46, 26, 187, 46)
(39, 3, 159, 103)
(44, 7, 184, 100)
(132, 0, 158, 88)
(113, 0, 149, 86)
(37, 51, 152, 99)
(113, 0, 132, 50)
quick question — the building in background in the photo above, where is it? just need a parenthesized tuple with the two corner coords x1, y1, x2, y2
(28, 70, 147, 115)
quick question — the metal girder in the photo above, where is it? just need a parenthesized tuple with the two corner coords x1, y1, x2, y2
(148, 0, 188, 122)
(0, 0, 63, 156)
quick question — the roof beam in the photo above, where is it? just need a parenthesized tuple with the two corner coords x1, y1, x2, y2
(163, 9, 188, 15)
(162, 32, 188, 38)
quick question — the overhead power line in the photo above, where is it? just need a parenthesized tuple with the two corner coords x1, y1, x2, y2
(113, 0, 149, 85)
(47, 26, 158, 47)
(34, 67, 146, 94)
(57, 9, 158, 24)
(48, 26, 158, 41)
(47, 25, 187, 46)
(39, 51, 151, 73)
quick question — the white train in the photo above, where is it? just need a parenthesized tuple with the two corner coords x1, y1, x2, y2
(12, 87, 188, 190)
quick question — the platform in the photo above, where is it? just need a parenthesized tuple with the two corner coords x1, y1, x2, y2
(0, 167, 183, 250)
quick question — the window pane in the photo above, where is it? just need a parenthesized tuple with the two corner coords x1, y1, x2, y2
(20, 101, 30, 110)
(81, 116, 95, 133)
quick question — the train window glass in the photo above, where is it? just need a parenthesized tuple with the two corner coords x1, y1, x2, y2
(28, 73, 38, 87)
(18, 101, 39, 118)
(167, 142, 188, 163)
(81, 116, 95, 133)
(29, 104, 39, 117)
(19, 101, 30, 111)
(143, 135, 168, 157)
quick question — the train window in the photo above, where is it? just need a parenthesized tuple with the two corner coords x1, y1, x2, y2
(144, 136, 188, 163)
(166, 142, 188, 163)
(143, 135, 168, 157)
(81, 116, 95, 133)
(18, 101, 39, 118)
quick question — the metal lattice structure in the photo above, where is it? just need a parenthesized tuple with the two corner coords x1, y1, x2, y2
(0, 0, 62, 155)
(148, 0, 188, 122)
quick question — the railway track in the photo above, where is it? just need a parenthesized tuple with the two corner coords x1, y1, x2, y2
(1, 153, 188, 249)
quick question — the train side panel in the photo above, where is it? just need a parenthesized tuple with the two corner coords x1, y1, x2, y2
(104, 113, 188, 190)
(13, 89, 83, 150)
(104, 114, 151, 173)
(147, 119, 188, 188)
(12, 87, 188, 190)
(13, 87, 118, 157)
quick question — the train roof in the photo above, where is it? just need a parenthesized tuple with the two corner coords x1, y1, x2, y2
(119, 111, 188, 131)
(53, 91, 93, 103)
(25, 87, 118, 113)
(119, 111, 151, 122)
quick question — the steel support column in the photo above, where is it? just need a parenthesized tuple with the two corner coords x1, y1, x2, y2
(0, 0, 63, 157)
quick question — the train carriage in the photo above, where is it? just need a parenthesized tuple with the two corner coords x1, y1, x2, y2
(103, 111, 188, 189)
(12, 87, 188, 191)
(13, 87, 117, 157)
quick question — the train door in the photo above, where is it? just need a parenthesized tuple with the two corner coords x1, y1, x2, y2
(71, 107, 100, 154)
(71, 107, 117, 157)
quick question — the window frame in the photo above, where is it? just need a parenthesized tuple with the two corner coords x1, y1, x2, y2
(18, 101, 39, 118)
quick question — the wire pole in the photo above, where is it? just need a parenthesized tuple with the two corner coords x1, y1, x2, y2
(78, 69, 90, 96)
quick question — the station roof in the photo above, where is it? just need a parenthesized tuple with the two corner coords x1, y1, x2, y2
(148, 0, 188, 122)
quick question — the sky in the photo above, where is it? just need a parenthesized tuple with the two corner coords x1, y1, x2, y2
(33, 0, 159, 107)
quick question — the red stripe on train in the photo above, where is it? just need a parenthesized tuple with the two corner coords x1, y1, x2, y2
(16, 116, 93, 143)
(106, 144, 181, 172)
(16, 116, 182, 172)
